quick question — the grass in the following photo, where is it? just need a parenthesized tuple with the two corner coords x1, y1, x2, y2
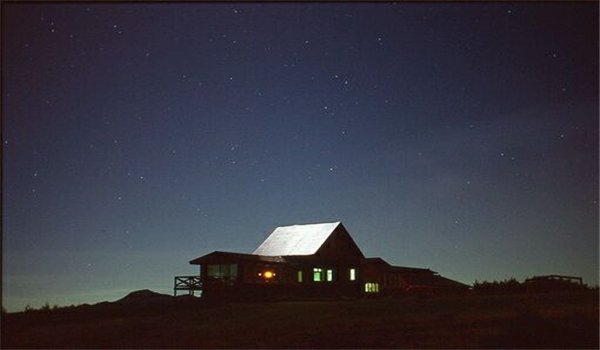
(2, 291, 598, 348)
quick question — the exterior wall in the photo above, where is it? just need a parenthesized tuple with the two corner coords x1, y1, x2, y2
(241, 262, 287, 285)
(199, 260, 363, 299)
(198, 258, 466, 299)
(361, 263, 385, 295)
(381, 272, 406, 295)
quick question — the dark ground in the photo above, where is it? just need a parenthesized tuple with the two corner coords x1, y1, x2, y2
(1, 290, 598, 348)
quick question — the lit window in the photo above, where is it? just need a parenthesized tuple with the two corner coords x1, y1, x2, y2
(326, 269, 333, 282)
(207, 264, 238, 280)
(297, 270, 303, 283)
(364, 282, 380, 293)
(349, 268, 356, 281)
(313, 268, 323, 282)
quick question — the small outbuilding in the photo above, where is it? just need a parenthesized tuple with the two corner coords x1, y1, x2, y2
(178, 221, 468, 299)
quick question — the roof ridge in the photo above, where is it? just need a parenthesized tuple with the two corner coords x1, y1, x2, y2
(276, 221, 341, 229)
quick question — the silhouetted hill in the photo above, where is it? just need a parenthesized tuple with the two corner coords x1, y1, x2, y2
(115, 289, 173, 304)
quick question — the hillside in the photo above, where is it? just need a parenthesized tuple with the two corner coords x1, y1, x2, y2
(2, 290, 598, 348)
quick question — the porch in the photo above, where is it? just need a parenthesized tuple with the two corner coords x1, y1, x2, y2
(174, 275, 202, 296)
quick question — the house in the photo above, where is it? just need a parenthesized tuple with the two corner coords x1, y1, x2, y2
(177, 221, 469, 299)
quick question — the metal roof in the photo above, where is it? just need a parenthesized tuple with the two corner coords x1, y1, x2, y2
(252, 221, 341, 256)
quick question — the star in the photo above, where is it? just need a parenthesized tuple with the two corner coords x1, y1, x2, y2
(3, 2, 598, 312)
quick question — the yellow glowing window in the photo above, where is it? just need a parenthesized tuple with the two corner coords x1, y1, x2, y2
(297, 270, 303, 283)
(364, 282, 380, 293)
(326, 269, 333, 282)
(349, 268, 356, 281)
(313, 268, 323, 282)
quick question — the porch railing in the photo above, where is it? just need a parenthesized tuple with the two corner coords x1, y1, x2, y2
(174, 275, 202, 296)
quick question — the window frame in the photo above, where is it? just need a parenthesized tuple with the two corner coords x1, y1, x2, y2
(326, 269, 334, 282)
(364, 282, 380, 293)
(313, 267, 323, 282)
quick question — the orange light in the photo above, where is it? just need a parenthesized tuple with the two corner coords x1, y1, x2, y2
(263, 271, 274, 279)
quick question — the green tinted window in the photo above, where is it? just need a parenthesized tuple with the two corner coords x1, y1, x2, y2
(313, 268, 323, 282)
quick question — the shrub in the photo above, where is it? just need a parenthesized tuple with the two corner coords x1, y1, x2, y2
(472, 278, 524, 295)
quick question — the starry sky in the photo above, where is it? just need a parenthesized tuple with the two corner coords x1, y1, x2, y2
(2, 3, 598, 311)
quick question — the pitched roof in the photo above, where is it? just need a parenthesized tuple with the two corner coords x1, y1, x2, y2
(252, 221, 341, 256)
(363, 257, 391, 266)
(403, 273, 470, 289)
(189, 251, 286, 265)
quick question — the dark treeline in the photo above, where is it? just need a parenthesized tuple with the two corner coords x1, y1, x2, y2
(472, 277, 595, 295)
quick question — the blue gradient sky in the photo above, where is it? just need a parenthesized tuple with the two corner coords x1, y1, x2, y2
(3, 3, 598, 311)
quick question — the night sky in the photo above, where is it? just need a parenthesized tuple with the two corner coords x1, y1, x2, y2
(3, 3, 598, 311)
